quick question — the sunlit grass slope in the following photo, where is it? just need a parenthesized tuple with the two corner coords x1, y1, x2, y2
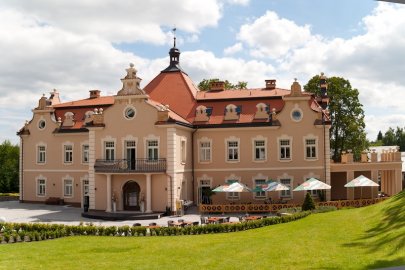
(0, 191, 404, 270)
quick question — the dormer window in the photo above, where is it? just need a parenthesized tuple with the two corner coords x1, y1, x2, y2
(254, 103, 269, 119)
(84, 111, 94, 123)
(63, 112, 75, 127)
(224, 104, 240, 120)
(195, 105, 210, 122)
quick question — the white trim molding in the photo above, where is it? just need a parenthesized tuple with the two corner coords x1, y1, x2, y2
(252, 135, 267, 163)
(197, 136, 212, 164)
(225, 136, 240, 163)
(277, 135, 293, 162)
(303, 134, 319, 161)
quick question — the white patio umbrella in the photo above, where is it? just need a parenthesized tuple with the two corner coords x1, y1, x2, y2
(344, 175, 379, 199)
(293, 177, 331, 191)
(262, 180, 290, 192)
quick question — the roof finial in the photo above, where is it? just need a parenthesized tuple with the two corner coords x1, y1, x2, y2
(172, 27, 177, 47)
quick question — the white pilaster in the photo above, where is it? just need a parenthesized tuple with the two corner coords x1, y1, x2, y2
(106, 174, 112, 212)
(146, 173, 152, 213)
(88, 129, 96, 209)
(167, 127, 177, 211)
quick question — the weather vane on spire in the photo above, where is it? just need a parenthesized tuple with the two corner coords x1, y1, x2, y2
(172, 26, 177, 47)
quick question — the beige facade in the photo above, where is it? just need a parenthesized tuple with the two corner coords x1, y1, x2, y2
(18, 45, 402, 213)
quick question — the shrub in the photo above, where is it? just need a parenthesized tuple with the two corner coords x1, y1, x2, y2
(302, 192, 316, 211)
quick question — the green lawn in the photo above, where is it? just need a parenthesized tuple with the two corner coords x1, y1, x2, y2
(1, 192, 404, 270)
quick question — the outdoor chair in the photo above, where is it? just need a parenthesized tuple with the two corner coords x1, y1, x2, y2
(200, 217, 208, 225)
(149, 222, 157, 226)
(133, 223, 142, 227)
(167, 220, 175, 227)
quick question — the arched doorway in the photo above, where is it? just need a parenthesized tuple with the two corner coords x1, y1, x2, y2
(123, 181, 141, 211)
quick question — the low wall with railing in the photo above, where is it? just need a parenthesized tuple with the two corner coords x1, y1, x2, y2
(199, 197, 388, 213)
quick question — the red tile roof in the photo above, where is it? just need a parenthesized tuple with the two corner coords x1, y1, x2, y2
(144, 71, 199, 120)
(52, 96, 114, 108)
(196, 88, 291, 100)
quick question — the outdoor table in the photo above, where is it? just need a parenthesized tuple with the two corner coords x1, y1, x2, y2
(245, 216, 263, 221)
(207, 217, 224, 224)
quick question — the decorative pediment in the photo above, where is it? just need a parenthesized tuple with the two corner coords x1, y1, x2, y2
(117, 63, 146, 96)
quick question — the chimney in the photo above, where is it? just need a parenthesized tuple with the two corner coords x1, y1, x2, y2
(209, 81, 225, 91)
(265, 79, 276, 90)
(89, 90, 101, 99)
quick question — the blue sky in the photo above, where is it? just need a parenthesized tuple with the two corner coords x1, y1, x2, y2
(0, 0, 404, 144)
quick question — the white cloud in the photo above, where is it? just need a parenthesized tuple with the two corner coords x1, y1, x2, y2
(224, 42, 243, 55)
(237, 11, 314, 59)
(236, 3, 405, 140)
(0, 0, 222, 44)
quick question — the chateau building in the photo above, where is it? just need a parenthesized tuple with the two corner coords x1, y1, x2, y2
(17, 41, 403, 213)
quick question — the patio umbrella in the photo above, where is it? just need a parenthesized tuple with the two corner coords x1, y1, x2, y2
(212, 184, 230, 192)
(262, 180, 290, 191)
(344, 175, 379, 199)
(293, 177, 331, 191)
(212, 182, 252, 192)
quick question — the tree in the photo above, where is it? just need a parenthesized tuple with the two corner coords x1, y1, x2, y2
(377, 131, 383, 141)
(380, 126, 405, 151)
(302, 192, 316, 211)
(304, 76, 368, 162)
(198, 78, 248, 91)
(0, 140, 19, 193)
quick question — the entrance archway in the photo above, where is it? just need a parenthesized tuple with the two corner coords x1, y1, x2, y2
(123, 181, 141, 211)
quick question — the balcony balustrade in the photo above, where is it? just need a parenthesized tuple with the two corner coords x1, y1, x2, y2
(94, 158, 166, 173)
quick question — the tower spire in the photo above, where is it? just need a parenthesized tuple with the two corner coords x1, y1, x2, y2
(161, 27, 186, 74)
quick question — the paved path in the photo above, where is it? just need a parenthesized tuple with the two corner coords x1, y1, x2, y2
(0, 201, 239, 227)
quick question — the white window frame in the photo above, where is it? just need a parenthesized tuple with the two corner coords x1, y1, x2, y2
(63, 142, 74, 164)
(198, 137, 212, 164)
(146, 140, 159, 161)
(104, 141, 115, 161)
(280, 178, 292, 198)
(225, 136, 240, 163)
(82, 144, 89, 164)
(36, 176, 46, 197)
(304, 135, 318, 161)
(252, 136, 267, 162)
(144, 135, 160, 161)
(63, 176, 74, 198)
(254, 179, 267, 200)
(278, 135, 292, 162)
(278, 173, 293, 199)
(36, 143, 46, 165)
(198, 175, 212, 205)
(180, 138, 186, 164)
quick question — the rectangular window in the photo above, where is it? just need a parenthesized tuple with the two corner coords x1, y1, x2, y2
(82, 145, 89, 163)
(280, 179, 291, 197)
(147, 140, 159, 161)
(227, 141, 239, 161)
(254, 140, 266, 161)
(200, 141, 211, 162)
(305, 139, 317, 159)
(83, 179, 89, 196)
(105, 141, 115, 161)
(181, 140, 186, 163)
(64, 145, 73, 163)
(255, 179, 266, 199)
(37, 146, 46, 163)
(64, 179, 73, 197)
(280, 139, 291, 160)
(37, 179, 46, 196)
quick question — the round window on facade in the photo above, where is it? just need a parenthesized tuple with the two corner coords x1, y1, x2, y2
(124, 107, 136, 120)
(291, 110, 302, 121)
(38, 119, 46, 130)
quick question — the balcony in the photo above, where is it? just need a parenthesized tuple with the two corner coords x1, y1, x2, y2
(94, 159, 166, 173)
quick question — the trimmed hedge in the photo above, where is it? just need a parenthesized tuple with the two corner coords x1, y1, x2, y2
(0, 211, 311, 243)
